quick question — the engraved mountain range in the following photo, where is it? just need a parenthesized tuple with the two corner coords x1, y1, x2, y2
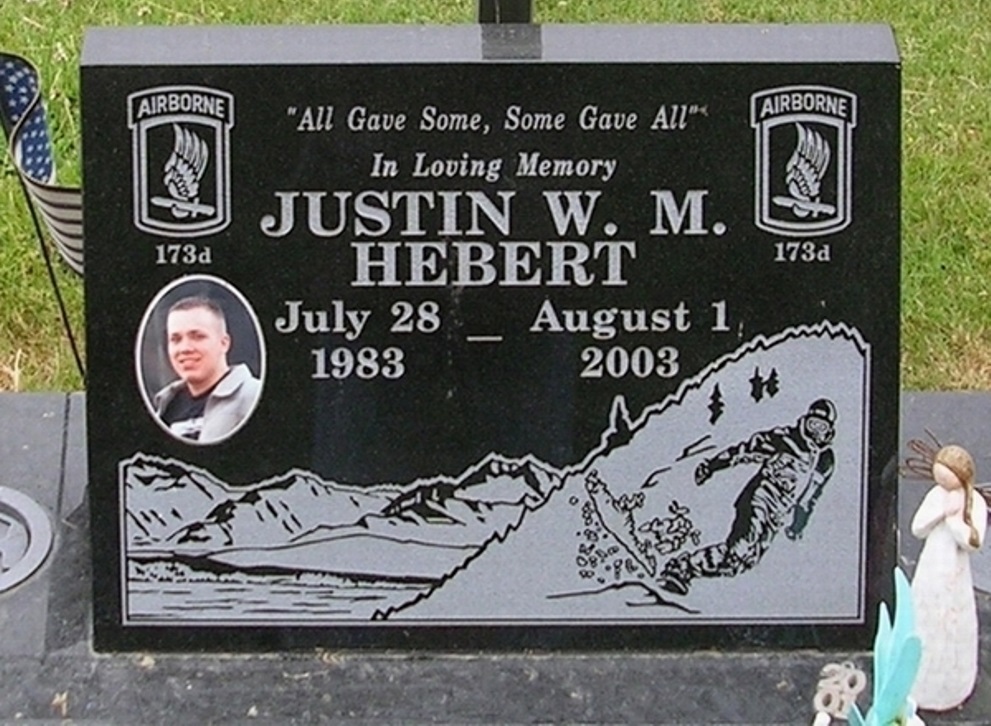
(124, 453, 562, 583)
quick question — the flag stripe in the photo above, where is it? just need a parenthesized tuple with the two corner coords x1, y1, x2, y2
(35, 207, 82, 238)
(21, 177, 82, 209)
(29, 202, 82, 225)
(27, 183, 83, 224)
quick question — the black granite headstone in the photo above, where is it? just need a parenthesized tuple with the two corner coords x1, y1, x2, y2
(82, 24, 900, 651)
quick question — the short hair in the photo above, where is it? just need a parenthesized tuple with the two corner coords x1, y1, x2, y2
(167, 296, 227, 332)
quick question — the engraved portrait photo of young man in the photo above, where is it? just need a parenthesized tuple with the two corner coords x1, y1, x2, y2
(137, 276, 264, 445)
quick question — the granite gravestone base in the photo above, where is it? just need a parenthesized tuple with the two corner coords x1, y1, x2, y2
(81, 24, 900, 651)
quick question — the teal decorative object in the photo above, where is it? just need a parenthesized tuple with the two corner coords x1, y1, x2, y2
(847, 568, 924, 726)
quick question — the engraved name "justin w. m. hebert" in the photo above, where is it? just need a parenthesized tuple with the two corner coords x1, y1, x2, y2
(258, 187, 721, 288)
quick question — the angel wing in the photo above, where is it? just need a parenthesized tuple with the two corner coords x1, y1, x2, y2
(977, 483, 991, 510)
(163, 124, 209, 204)
(785, 123, 831, 203)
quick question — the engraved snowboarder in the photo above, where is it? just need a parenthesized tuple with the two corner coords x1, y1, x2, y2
(659, 398, 837, 595)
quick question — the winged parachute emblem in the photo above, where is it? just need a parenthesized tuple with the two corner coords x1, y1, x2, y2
(151, 124, 215, 219)
(773, 123, 836, 219)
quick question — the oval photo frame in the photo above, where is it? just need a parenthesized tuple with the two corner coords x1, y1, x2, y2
(135, 274, 266, 446)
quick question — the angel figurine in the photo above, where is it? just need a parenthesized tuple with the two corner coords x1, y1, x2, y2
(908, 444, 987, 711)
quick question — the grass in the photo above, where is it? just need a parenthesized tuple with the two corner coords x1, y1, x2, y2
(1, 0, 989, 390)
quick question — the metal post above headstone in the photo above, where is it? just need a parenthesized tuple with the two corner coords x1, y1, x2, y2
(478, 0, 533, 23)
(81, 23, 900, 653)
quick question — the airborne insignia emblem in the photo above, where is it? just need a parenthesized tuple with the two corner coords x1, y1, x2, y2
(128, 86, 234, 237)
(751, 85, 857, 237)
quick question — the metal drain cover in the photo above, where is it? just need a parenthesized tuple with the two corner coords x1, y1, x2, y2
(0, 487, 53, 593)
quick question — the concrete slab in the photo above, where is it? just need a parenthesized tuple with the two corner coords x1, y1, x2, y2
(60, 392, 87, 519)
(0, 576, 50, 657)
(43, 499, 89, 656)
(0, 393, 67, 511)
(0, 393, 65, 657)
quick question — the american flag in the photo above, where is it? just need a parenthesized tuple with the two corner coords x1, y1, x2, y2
(0, 52, 83, 274)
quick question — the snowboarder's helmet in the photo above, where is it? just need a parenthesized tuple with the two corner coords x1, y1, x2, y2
(802, 399, 836, 445)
